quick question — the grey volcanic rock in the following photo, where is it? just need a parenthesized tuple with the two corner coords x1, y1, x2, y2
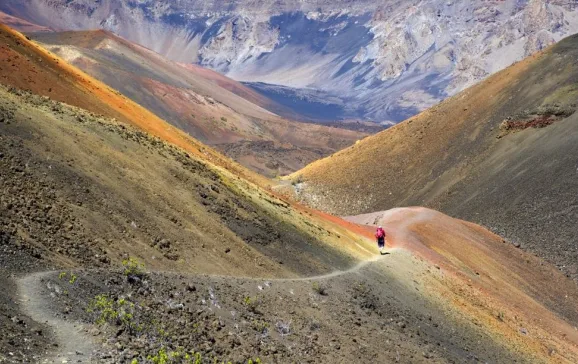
(3, 0, 578, 123)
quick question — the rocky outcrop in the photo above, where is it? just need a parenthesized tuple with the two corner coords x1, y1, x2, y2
(3, 0, 578, 123)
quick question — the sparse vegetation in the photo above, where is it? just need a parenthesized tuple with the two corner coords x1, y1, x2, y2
(250, 319, 270, 335)
(122, 257, 146, 279)
(68, 273, 77, 284)
(220, 116, 227, 122)
(312, 282, 328, 296)
(243, 296, 260, 314)
(146, 348, 203, 364)
(58, 272, 77, 284)
(86, 294, 141, 334)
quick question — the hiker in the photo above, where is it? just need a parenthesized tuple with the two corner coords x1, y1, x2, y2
(375, 226, 386, 254)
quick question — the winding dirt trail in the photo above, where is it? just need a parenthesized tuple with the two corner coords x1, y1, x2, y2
(15, 199, 409, 364)
(16, 251, 392, 363)
(18, 271, 96, 363)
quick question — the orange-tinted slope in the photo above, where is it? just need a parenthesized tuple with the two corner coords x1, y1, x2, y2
(349, 208, 578, 362)
(27, 29, 367, 176)
(0, 24, 266, 185)
(178, 62, 300, 119)
(0, 10, 51, 33)
(0, 23, 380, 265)
(292, 34, 578, 282)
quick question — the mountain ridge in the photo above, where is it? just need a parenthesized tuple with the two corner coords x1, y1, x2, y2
(2, 21, 578, 363)
(289, 33, 578, 282)
(16, 27, 366, 176)
(3, 0, 578, 123)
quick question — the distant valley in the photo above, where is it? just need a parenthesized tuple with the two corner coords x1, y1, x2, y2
(2, 0, 578, 123)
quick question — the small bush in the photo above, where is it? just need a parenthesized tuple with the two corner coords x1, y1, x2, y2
(87, 294, 141, 334)
(58, 272, 78, 284)
(146, 348, 203, 364)
(243, 296, 260, 314)
(68, 273, 77, 284)
(250, 319, 269, 335)
(122, 257, 146, 279)
(220, 116, 227, 122)
(312, 282, 328, 296)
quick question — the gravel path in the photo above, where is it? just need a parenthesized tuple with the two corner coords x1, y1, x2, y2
(18, 272, 96, 363)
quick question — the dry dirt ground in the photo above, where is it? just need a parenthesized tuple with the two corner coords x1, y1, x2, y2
(0, 83, 364, 362)
(5, 208, 578, 363)
(2, 83, 576, 363)
(1, 22, 577, 364)
(290, 33, 578, 282)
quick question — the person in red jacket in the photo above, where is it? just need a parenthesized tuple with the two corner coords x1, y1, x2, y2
(375, 226, 386, 254)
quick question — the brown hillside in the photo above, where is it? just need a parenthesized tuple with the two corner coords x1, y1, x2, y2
(27, 29, 366, 176)
(2, 22, 578, 364)
(291, 34, 578, 281)
(0, 10, 51, 33)
(0, 23, 269, 186)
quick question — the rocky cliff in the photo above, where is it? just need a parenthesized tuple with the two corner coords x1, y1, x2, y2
(3, 0, 578, 123)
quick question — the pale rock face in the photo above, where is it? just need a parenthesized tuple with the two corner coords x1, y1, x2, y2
(3, 0, 578, 123)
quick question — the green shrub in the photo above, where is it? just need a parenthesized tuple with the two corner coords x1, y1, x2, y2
(312, 282, 328, 296)
(122, 257, 146, 278)
(146, 348, 203, 364)
(68, 273, 77, 284)
(87, 294, 141, 334)
(243, 296, 260, 314)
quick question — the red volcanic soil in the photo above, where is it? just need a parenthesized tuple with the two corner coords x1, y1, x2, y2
(0, 24, 268, 186)
(0, 11, 51, 33)
(348, 207, 578, 362)
(27, 29, 366, 176)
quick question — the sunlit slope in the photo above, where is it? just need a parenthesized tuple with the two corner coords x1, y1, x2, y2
(26, 29, 366, 176)
(0, 23, 266, 185)
(292, 34, 578, 281)
(0, 24, 378, 277)
(0, 84, 376, 278)
(348, 208, 578, 363)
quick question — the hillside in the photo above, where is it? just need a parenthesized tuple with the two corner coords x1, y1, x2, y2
(290, 34, 578, 282)
(1, 23, 578, 363)
(25, 30, 366, 177)
(0, 10, 51, 33)
(2, 0, 578, 123)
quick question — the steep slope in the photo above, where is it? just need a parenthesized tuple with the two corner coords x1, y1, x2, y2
(24, 30, 365, 177)
(1, 21, 578, 364)
(0, 85, 370, 278)
(0, 10, 51, 33)
(290, 34, 578, 281)
(347, 208, 578, 363)
(2, 0, 578, 123)
(0, 23, 270, 187)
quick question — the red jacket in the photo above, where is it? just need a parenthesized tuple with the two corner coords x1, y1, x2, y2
(375, 227, 386, 239)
